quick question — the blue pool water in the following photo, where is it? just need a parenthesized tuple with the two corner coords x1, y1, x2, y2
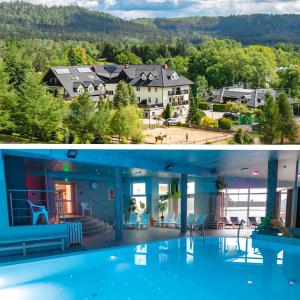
(0, 237, 299, 300)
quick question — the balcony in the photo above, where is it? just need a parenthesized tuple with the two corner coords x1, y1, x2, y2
(138, 103, 164, 109)
(168, 89, 189, 96)
(171, 100, 189, 106)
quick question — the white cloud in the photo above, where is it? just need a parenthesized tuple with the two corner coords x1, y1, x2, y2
(1, 0, 300, 17)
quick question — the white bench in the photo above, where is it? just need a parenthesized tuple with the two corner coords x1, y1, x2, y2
(0, 235, 67, 256)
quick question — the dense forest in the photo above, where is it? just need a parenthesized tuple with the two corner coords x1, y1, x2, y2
(1, 2, 300, 45)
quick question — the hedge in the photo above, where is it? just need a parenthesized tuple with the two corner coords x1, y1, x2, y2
(213, 103, 226, 112)
(218, 117, 232, 130)
(198, 102, 209, 110)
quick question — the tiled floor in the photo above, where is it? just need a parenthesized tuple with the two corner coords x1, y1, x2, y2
(0, 226, 253, 264)
(82, 226, 253, 250)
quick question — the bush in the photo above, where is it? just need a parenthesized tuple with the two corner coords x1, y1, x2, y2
(201, 116, 215, 128)
(198, 102, 209, 110)
(218, 117, 232, 130)
(233, 129, 254, 144)
(213, 103, 226, 112)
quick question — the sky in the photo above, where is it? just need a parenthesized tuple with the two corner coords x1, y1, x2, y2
(3, 0, 300, 18)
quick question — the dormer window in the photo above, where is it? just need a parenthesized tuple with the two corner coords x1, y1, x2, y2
(148, 73, 154, 81)
(141, 73, 147, 81)
(98, 83, 105, 93)
(77, 85, 84, 94)
(88, 84, 94, 93)
(171, 72, 179, 80)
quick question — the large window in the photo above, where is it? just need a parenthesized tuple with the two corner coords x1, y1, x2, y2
(159, 183, 169, 213)
(132, 183, 147, 213)
(223, 188, 267, 224)
(187, 182, 195, 214)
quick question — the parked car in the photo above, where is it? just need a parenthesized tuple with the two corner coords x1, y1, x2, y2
(165, 118, 180, 126)
(223, 112, 239, 120)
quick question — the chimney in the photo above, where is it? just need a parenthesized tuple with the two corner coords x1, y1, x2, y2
(162, 64, 168, 70)
(124, 64, 129, 69)
(91, 66, 96, 72)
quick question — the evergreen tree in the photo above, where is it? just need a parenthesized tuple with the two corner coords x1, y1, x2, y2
(260, 93, 280, 144)
(186, 97, 205, 125)
(163, 103, 173, 119)
(65, 93, 95, 143)
(0, 59, 17, 133)
(15, 70, 64, 142)
(192, 75, 209, 98)
(113, 80, 131, 108)
(277, 92, 297, 143)
(128, 85, 138, 105)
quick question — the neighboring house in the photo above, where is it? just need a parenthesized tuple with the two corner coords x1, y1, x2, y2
(207, 87, 297, 108)
(44, 66, 106, 104)
(44, 64, 194, 117)
(206, 87, 277, 108)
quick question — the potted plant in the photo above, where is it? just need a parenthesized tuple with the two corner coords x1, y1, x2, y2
(215, 176, 227, 192)
(140, 201, 146, 213)
(158, 195, 168, 221)
(129, 197, 137, 213)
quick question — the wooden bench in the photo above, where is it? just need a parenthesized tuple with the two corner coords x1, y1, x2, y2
(0, 235, 67, 256)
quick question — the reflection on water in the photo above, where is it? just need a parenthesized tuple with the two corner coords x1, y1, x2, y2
(1, 237, 299, 300)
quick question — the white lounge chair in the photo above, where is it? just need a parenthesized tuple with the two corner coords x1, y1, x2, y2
(124, 213, 138, 229)
(193, 213, 207, 230)
(139, 213, 150, 229)
(27, 200, 49, 225)
(156, 212, 174, 226)
(81, 202, 90, 216)
(173, 213, 181, 227)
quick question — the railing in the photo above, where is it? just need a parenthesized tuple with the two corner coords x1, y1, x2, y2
(138, 103, 163, 109)
(88, 196, 109, 229)
(168, 90, 189, 96)
(171, 100, 189, 106)
(7, 189, 66, 226)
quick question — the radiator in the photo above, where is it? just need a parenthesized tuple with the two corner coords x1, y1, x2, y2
(67, 222, 82, 245)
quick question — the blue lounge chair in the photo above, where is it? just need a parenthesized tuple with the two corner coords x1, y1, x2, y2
(192, 213, 207, 230)
(175, 213, 195, 228)
(139, 213, 150, 229)
(156, 212, 174, 226)
(124, 213, 138, 229)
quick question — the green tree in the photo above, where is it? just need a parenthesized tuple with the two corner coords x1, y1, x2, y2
(91, 100, 112, 143)
(114, 50, 142, 65)
(192, 75, 209, 98)
(65, 93, 95, 143)
(110, 105, 143, 142)
(113, 80, 131, 108)
(128, 85, 138, 105)
(186, 97, 205, 125)
(225, 101, 249, 114)
(67, 45, 89, 65)
(278, 65, 300, 99)
(277, 92, 297, 143)
(260, 93, 280, 144)
(15, 71, 64, 142)
(163, 103, 173, 119)
(0, 59, 17, 133)
(234, 129, 254, 144)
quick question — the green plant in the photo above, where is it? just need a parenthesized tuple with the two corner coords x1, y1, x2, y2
(215, 176, 227, 191)
(158, 196, 168, 219)
(198, 102, 209, 110)
(140, 201, 146, 213)
(213, 104, 226, 112)
(234, 128, 254, 144)
(129, 197, 137, 213)
(218, 117, 232, 130)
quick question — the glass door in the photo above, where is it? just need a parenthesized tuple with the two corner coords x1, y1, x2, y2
(54, 182, 75, 215)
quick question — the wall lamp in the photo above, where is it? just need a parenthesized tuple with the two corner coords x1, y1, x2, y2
(67, 150, 78, 159)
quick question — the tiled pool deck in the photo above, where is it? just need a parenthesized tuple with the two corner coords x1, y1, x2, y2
(0, 227, 253, 264)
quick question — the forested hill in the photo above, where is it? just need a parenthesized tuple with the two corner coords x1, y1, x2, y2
(1, 2, 300, 45)
(0, 2, 158, 42)
(135, 14, 300, 45)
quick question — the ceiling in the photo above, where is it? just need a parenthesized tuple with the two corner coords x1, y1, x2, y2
(16, 149, 300, 183)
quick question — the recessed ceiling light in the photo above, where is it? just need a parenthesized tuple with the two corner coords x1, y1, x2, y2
(251, 170, 259, 176)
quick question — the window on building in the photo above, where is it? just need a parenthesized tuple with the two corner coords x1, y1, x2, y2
(187, 181, 195, 214)
(136, 86, 141, 91)
(148, 97, 151, 103)
(159, 183, 169, 214)
(148, 87, 151, 92)
(138, 97, 141, 103)
(132, 182, 147, 213)
(77, 85, 84, 94)
(155, 87, 158, 92)
(88, 84, 94, 93)
(155, 98, 158, 104)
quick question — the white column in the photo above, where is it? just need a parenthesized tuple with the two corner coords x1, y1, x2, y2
(0, 150, 9, 229)
(180, 174, 188, 234)
(291, 160, 299, 228)
(114, 167, 123, 241)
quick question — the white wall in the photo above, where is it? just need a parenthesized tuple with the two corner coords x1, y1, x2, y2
(0, 150, 9, 229)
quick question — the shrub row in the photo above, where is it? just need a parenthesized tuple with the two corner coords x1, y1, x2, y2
(198, 102, 210, 110)
(213, 103, 226, 112)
